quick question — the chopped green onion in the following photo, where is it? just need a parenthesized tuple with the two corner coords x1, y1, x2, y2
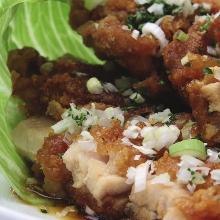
(200, 16, 212, 32)
(169, 139, 207, 160)
(174, 30, 189, 42)
(203, 67, 213, 75)
(40, 62, 53, 73)
(86, 77, 103, 94)
(129, 92, 145, 104)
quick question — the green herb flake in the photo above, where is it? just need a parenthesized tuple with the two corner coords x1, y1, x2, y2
(203, 67, 213, 75)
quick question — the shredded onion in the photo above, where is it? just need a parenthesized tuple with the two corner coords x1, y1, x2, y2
(211, 169, 220, 185)
(142, 22, 169, 50)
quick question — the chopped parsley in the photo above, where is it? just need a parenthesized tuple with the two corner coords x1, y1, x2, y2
(127, 0, 184, 32)
(203, 67, 213, 75)
(67, 108, 90, 126)
(127, 10, 159, 31)
(187, 168, 205, 185)
(199, 16, 212, 32)
(166, 113, 176, 125)
(198, 6, 209, 15)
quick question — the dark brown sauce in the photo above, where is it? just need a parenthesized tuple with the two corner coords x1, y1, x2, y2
(12, 188, 86, 220)
(44, 206, 85, 220)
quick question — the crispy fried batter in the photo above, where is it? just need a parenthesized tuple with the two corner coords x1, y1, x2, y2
(176, 186, 220, 220)
(36, 135, 71, 196)
(155, 151, 180, 180)
(10, 48, 126, 118)
(78, 15, 159, 78)
(163, 19, 220, 144)
(90, 121, 147, 176)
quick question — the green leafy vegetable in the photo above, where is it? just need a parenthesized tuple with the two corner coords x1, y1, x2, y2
(0, 0, 104, 205)
(8, 1, 104, 64)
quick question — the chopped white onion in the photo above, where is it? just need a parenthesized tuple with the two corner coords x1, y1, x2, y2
(126, 167, 137, 184)
(186, 183, 196, 193)
(150, 173, 173, 186)
(210, 66, 220, 81)
(122, 25, 129, 31)
(103, 82, 118, 93)
(181, 120, 195, 140)
(207, 149, 220, 163)
(141, 125, 180, 151)
(179, 155, 204, 168)
(134, 155, 141, 160)
(147, 3, 164, 16)
(52, 103, 124, 134)
(85, 206, 95, 216)
(142, 22, 169, 50)
(130, 116, 149, 126)
(134, 161, 153, 193)
(122, 137, 157, 155)
(148, 109, 171, 124)
(131, 29, 140, 40)
(123, 125, 141, 139)
(211, 169, 220, 185)
(177, 168, 192, 184)
(181, 54, 190, 66)
(135, 0, 151, 5)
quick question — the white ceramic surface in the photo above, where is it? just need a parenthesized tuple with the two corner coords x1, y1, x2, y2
(0, 173, 56, 220)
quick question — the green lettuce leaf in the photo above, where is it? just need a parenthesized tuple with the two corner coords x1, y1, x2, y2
(0, 0, 104, 204)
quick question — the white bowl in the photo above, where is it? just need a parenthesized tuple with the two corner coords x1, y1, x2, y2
(0, 173, 56, 220)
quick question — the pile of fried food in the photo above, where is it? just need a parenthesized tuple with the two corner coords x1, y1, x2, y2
(8, 0, 220, 219)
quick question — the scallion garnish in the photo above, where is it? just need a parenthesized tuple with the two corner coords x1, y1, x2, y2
(200, 16, 212, 32)
(203, 67, 213, 75)
(174, 30, 189, 42)
(169, 139, 207, 160)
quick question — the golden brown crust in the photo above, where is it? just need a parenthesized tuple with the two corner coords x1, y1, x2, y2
(79, 15, 159, 78)
(176, 186, 220, 220)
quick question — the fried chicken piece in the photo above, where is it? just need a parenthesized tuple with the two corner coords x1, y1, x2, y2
(193, 0, 220, 12)
(129, 182, 189, 220)
(163, 19, 220, 145)
(36, 135, 72, 197)
(10, 48, 126, 118)
(128, 151, 220, 220)
(78, 15, 159, 78)
(176, 186, 220, 220)
(36, 119, 146, 218)
(7, 47, 45, 76)
(70, 0, 137, 29)
(42, 73, 125, 109)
